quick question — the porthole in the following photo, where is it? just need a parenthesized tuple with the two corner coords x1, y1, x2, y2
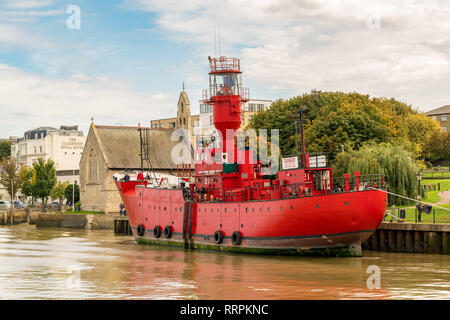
(316, 204, 320, 208)
(246, 208, 249, 213)
(291, 206, 294, 210)
(225, 208, 228, 213)
(344, 201, 349, 206)
(281, 206, 283, 211)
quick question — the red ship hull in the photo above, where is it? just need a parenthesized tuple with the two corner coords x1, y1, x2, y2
(116, 181, 387, 256)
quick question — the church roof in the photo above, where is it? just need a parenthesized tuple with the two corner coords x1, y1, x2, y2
(89, 124, 192, 170)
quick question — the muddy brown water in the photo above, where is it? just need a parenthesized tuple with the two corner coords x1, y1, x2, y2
(0, 225, 448, 299)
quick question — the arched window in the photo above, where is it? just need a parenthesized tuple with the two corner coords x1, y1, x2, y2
(183, 117, 186, 125)
(89, 149, 97, 183)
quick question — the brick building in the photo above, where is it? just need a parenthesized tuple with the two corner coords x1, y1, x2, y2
(426, 105, 449, 132)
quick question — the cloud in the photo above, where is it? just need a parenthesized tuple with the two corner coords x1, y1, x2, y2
(1, 0, 54, 9)
(0, 64, 174, 137)
(126, 0, 450, 110)
(0, 23, 51, 48)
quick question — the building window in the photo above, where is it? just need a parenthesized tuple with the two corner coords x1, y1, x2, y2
(89, 149, 98, 183)
(40, 146, 43, 153)
(200, 104, 212, 114)
(443, 127, 447, 132)
(151, 123, 158, 128)
(169, 122, 175, 128)
(432, 116, 437, 120)
(442, 115, 447, 121)
(210, 115, 213, 125)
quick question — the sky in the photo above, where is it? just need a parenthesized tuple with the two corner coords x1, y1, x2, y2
(0, 0, 449, 138)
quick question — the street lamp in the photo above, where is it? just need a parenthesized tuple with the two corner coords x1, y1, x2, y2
(416, 170, 423, 201)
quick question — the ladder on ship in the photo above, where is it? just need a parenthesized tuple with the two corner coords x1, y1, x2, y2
(139, 127, 158, 184)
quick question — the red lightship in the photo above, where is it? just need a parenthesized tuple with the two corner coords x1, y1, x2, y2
(115, 57, 387, 256)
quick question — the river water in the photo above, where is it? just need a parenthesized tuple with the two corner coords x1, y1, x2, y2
(0, 225, 449, 300)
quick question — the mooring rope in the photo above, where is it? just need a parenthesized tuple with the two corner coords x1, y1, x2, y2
(369, 187, 450, 212)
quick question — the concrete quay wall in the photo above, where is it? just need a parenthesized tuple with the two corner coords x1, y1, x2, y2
(36, 213, 114, 230)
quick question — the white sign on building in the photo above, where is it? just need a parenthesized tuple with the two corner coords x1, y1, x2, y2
(282, 157, 298, 170)
(309, 155, 327, 168)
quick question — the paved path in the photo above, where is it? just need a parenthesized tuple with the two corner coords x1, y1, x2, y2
(437, 191, 450, 204)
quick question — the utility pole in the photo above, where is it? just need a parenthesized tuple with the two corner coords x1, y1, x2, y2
(11, 178, 14, 225)
(72, 169, 75, 212)
(299, 109, 306, 168)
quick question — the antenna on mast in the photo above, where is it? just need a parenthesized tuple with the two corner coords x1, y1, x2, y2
(211, 0, 221, 57)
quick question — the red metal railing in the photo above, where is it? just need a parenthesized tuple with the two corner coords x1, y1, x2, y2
(191, 174, 385, 203)
(209, 56, 240, 73)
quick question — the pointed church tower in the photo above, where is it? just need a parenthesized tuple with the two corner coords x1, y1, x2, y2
(177, 90, 191, 130)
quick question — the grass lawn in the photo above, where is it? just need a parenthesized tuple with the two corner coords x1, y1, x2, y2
(421, 178, 450, 203)
(384, 203, 450, 223)
(384, 178, 450, 223)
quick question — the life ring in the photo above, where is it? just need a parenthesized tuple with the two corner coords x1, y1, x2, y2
(164, 225, 172, 238)
(153, 225, 161, 238)
(231, 231, 242, 245)
(214, 230, 223, 244)
(137, 224, 145, 237)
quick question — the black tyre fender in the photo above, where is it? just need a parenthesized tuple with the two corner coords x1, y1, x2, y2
(137, 224, 145, 237)
(214, 230, 223, 244)
(231, 231, 242, 245)
(164, 225, 173, 238)
(153, 225, 161, 238)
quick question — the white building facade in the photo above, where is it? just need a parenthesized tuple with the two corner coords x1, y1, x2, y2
(11, 126, 86, 184)
(194, 99, 272, 147)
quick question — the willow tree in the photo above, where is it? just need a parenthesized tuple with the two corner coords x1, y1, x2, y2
(342, 143, 418, 205)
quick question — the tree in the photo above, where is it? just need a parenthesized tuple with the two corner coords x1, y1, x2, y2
(31, 158, 57, 211)
(0, 141, 12, 162)
(422, 130, 450, 167)
(51, 181, 69, 211)
(249, 91, 441, 163)
(18, 166, 35, 202)
(0, 156, 22, 204)
(64, 184, 80, 205)
(335, 143, 418, 205)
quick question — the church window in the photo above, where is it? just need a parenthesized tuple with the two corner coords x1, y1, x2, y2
(89, 149, 98, 183)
